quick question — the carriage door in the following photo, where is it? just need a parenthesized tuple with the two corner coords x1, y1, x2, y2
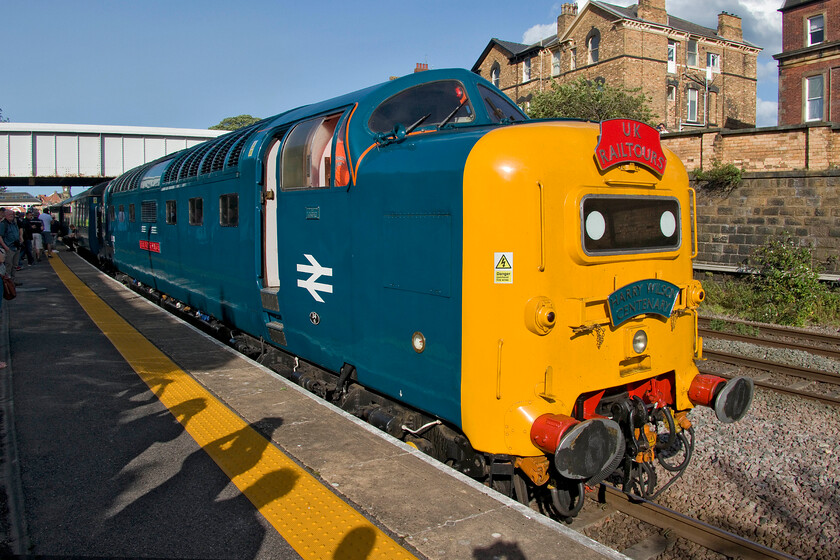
(260, 132, 286, 346)
(270, 111, 352, 366)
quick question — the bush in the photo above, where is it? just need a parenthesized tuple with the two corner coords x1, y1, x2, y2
(748, 234, 831, 326)
(692, 160, 743, 196)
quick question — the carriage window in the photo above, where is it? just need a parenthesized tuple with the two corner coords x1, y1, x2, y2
(109, 205, 115, 222)
(220, 194, 238, 227)
(129, 203, 136, 222)
(166, 200, 177, 224)
(281, 113, 342, 190)
(140, 159, 171, 189)
(141, 200, 157, 223)
(478, 85, 525, 123)
(118, 205, 125, 222)
(189, 198, 203, 225)
(368, 80, 475, 133)
(582, 196, 681, 255)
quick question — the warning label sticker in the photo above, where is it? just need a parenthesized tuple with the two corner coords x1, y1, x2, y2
(494, 252, 513, 284)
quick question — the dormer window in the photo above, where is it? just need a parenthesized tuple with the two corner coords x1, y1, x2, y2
(808, 15, 824, 46)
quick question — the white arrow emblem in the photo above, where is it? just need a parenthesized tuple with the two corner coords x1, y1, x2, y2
(297, 254, 333, 303)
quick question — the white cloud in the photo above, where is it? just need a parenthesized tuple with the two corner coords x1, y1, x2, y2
(522, 23, 558, 44)
(756, 98, 778, 127)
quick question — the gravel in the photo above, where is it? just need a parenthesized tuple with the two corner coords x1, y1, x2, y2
(584, 334, 840, 560)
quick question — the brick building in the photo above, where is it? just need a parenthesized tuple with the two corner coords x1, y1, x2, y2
(472, 0, 761, 130)
(774, 0, 839, 124)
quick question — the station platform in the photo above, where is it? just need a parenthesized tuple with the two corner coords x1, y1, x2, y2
(0, 250, 626, 559)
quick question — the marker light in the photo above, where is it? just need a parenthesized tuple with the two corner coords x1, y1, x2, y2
(585, 211, 606, 240)
(660, 210, 676, 237)
(412, 332, 426, 353)
(632, 330, 648, 354)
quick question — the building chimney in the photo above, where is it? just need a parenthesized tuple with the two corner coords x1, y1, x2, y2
(557, 3, 578, 37)
(717, 12, 742, 41)
(414, 62, 429, 73)
(637, 0, 667, 25)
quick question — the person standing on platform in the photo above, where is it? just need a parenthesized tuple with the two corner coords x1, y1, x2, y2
(39, 208, 54, 258)
(20, 210, 35, 266)
(30, 209, 43, 262)
(0, 209, 22, 285)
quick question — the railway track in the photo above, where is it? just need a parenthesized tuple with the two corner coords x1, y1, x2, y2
(698, 316, 840, 406)
(596, 485, 799, 560)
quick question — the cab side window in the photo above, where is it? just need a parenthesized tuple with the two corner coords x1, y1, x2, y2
(368, 80, 475, 133)
(281, 113, 342, 190)
(478, 85, 525, 123)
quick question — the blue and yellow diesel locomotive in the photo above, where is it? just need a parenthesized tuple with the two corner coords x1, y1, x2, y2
(97, 68, 753, 516)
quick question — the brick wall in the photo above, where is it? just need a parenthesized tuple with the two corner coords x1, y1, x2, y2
(667, 123, 840, 274)
(694, 170, 840, 274)
(662, 122, 840, 171)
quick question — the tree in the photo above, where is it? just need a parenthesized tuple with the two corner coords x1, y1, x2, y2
(527, 78, 656, 125)
(0, 108, 8, 123)
(209, 114, 260, 131)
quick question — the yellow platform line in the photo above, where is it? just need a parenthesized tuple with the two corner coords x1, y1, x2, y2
(51, 258, 416, 560)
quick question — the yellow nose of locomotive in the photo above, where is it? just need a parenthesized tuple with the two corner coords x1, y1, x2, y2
(460, 121, 701, 469)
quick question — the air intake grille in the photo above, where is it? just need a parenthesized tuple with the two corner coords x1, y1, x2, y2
(141, 200, 157, 223)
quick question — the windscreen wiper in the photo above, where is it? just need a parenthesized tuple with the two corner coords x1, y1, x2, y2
(438, 99, 467, 129)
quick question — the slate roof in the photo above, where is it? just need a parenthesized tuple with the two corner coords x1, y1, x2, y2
(473, 0, 758, 70)
(0, 192, 40, 205)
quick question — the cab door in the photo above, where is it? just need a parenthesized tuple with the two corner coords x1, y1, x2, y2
(264, 110, 354, 371)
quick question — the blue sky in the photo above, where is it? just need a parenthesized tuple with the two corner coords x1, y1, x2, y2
(3, 0, 782, 196)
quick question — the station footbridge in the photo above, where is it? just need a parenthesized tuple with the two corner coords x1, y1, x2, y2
(0, 123, 225, 188)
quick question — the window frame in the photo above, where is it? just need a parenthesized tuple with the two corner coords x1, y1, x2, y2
(686, 39, 698, 67)
(552, 51, 561, 76)
(706, 52, 720, 74)
(490, 65, 500, 87)
(219, 193, 239, 228)
(667, 41, 677, 74)
(570, 47, 577, 70)
(687, 88, 699, 122)
(807, 14, 824, 46)
(129, 203, 136, 222)
(165, 200, 177, 225)
(587, 30, 600, 64)
(806, 74, 824, 122)
(189, 197, 203, 226)
(522, 58, 531, 82)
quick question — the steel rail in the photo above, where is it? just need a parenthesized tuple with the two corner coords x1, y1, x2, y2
(699, 365, 840, 407)
(701, 349, 840, 385)
(699, 317, 840, 348)
(599, 484, 798, 560)
(699, 326, 840, 361)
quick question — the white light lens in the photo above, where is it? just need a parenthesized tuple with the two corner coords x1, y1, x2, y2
(586, 211, 606, 240)
(632, 330, 648, 354)
(412, 332, 426, 353)
(660, 211, 676, 237)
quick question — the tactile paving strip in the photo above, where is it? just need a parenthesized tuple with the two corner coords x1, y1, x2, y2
(51, 258, 416, 560)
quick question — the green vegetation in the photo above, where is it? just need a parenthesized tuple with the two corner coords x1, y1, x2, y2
(210, 114, 260, 131)
(702, 234, 840, 327)
(692, 160, 743, 196)
(0, 108, 8, 123)
(527, 78, 656, 125)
